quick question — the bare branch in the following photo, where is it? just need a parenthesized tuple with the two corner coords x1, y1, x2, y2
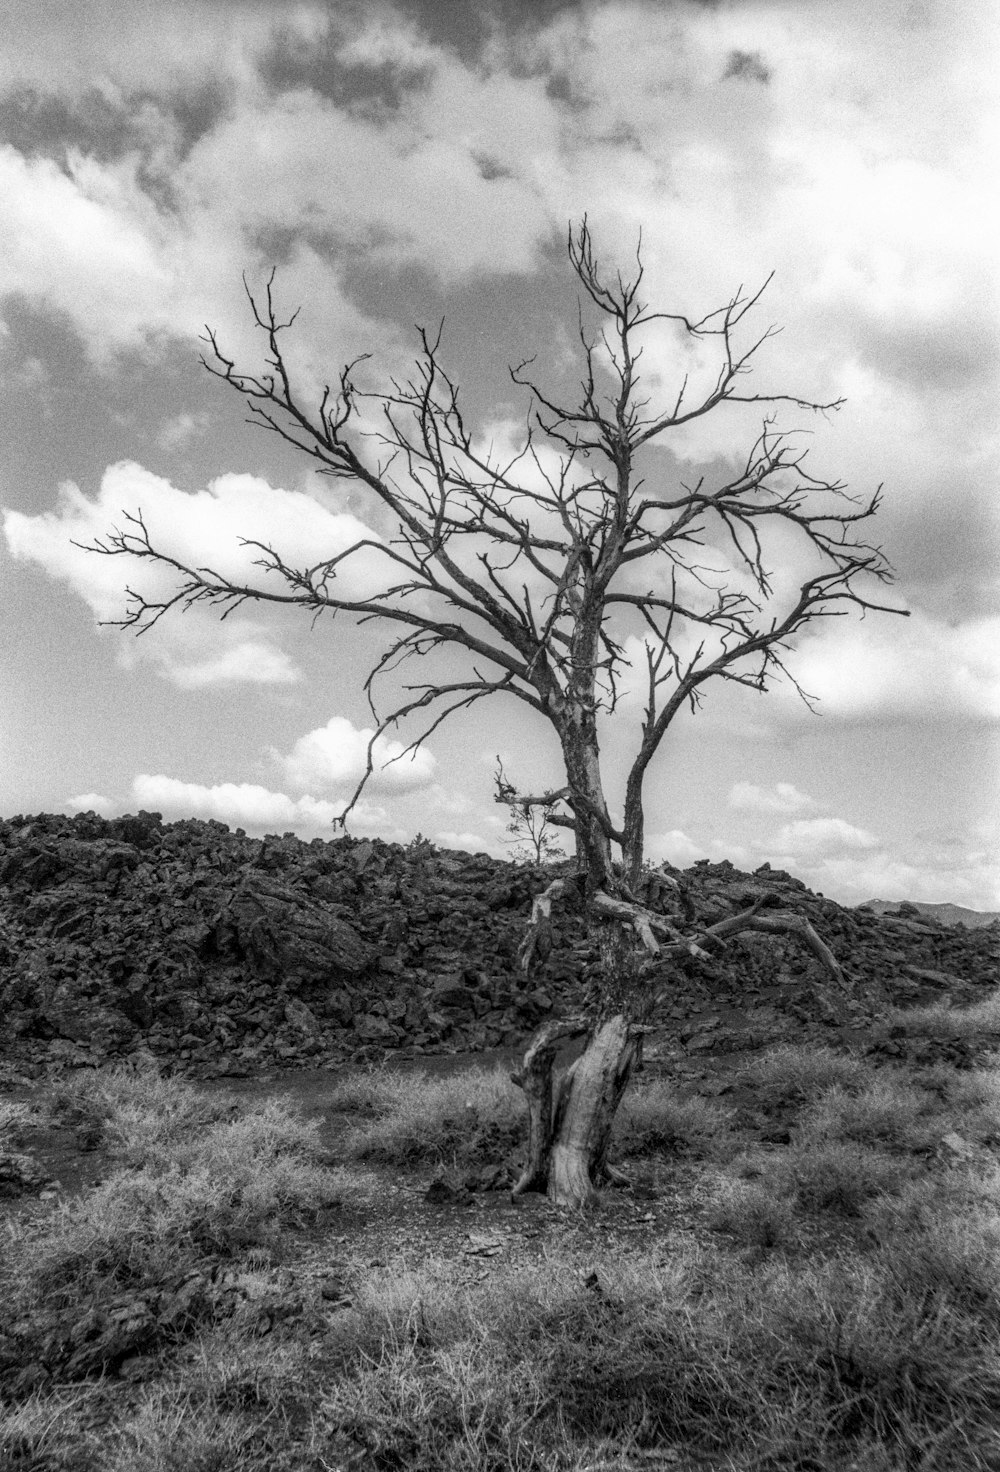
(89, 216, 902, 1025)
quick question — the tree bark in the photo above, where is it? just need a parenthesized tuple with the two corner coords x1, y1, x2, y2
(512, 1011, 640, 1208)
(547, 1013, 640, 1207)
(509, 1016, 587, 1198)
(512, 881, 852, 1209)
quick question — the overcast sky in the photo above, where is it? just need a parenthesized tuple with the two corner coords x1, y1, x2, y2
(1, 0, 997, 909)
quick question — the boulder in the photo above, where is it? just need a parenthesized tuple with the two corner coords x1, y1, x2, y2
(354, 1014, 400, 1044)
(213, 880, 375, 984)
(284, 998, 319, 1036)
(430, 976, 475, 1012)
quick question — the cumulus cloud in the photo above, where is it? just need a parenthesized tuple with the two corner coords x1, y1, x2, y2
(773, 610, 1000, 724)
(153, 635, 299, 691)
(2, 461, 387, 687)
(0, 1, 295, 97)
(778, 825, 1000, 911)
(130, 774, 393, 838)
(0, 145, 177, 361)
(774, 817, 880, 855)
(277, 715, 437, 794)
(814, 850, 1000, 911)
(65, 792, 115, 816)
(645, 815, 999, 910)
(728, 782, 816, 814)
(433, 829, 498, 854)
(645, 829, 707, 867)
(0, 0, 995, 917)
(425, 784, 477, 817)
(0, 7, 555, 367)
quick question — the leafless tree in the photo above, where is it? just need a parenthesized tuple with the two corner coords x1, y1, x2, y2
(86, 220, 905, 1207)
(495, 759, 566, 865)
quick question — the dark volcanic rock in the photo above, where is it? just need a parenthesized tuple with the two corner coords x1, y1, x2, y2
(213, 877, 375, 983)
(0, 811, 996, 1076)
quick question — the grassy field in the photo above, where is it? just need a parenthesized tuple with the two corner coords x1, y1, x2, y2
(2, 1021, 1000, 1471)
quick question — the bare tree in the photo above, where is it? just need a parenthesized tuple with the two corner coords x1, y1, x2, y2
(85, 220, 905, 1207)
(495, 759, 566, 865)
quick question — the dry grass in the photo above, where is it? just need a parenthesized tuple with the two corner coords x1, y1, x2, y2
(311, 1236, 1000, 1470)
(798, 1075, 942, 1153)
(736, 1042, 872, 1107)
(0, 1069, 377, 1393)
(5, 1038, 1000, 1471)
(328, 1064, 525, 1168)
(705, 1177, 795, 1246)
(885, 993, 1000, 1040)
(615, 1078, 734, 1158)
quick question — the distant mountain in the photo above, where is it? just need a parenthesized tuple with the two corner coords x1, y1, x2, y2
(860, 899, 1000, 930)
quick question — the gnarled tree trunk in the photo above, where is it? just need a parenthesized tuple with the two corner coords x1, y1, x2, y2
(511, 876, 848, 1209)
(512, 1006, 641, 1209)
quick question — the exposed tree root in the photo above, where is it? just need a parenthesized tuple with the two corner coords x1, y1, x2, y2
(514, 879, 853, 1206)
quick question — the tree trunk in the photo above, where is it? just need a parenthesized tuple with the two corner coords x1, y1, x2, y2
(513, 1010, 640, 1209)
(549, 1013, 639, 1206)
(511, 889, 851, 1207)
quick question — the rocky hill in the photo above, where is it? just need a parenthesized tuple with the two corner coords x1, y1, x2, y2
(1, 811, 996, 1080)
(860, 899, 1000, 930)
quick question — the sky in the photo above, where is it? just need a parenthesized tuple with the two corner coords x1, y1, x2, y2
(1, 0, 998, 910)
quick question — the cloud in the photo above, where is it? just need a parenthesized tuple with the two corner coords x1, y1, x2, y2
(773, 610, 1000, 725)
(0, 145, 176, 361)
(2, 460, 388, 687)
(728, 782, 816, 814)
(645, 829, 706, 867)
(0, 9, 556, 367)
(65, 792, 115, 816)
(433, 829, 497, 854)
(774, 817, 880, 855)
(156, 411, 209, 453)
(423, 783, 481, 819)
(783, 830, 1000, 911)
(648, 815, 1000, 910)
(0, 1, 297, 97)
(129, 774, 392, 838)
(277, 715, 437, 794)
(153, 634, 299, 691)
(721, 50, 771, 85)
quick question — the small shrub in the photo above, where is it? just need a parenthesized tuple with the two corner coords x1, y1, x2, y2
(0, 1082, 375, 1380)
(886, 994, 1000, 1041)
(314, 1246, 1000, 1470)
(13, 1146, 347, 1310)
(329, 1065, 524, 1168)
(918, 1061, 1000, 1113)
(706, 1179, 794, 1247)
(615, 1081, 734, 1158)
(50, 1067, 240, 1168)
(800, 1077, 939, 1153)
(97, 1387, 258, 1472)
(781, 1139, 908, 1217)
(865, 1176, 1000, 1320)
(756, 1253, 1000, 1460)
(738, 1043, 871, 1109)
(0, 1386, 106, 1472)
(915, 1063, 1000, 1146)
